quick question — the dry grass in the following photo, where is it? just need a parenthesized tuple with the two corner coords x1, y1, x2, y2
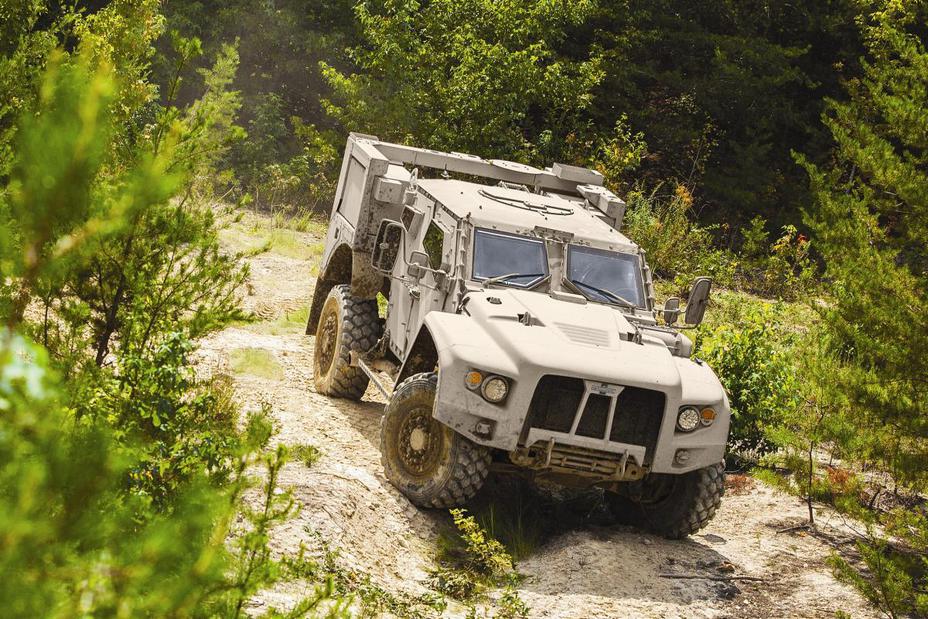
(726, 473, 757, 496)
(218, 207, 326, 264)
(244, 306, 310, 336)
(228, 347, 285, 381)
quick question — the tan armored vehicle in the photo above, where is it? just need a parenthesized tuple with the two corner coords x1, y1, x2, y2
(308, 134, 729, 538)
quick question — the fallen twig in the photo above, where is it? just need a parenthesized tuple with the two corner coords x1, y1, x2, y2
(776, 523, 811, 534)
(659, 573, 767, 582)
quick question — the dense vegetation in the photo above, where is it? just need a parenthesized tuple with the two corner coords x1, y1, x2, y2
(1, 0, 926, 616)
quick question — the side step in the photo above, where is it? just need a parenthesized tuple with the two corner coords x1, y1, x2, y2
(349, 351, 392, 399)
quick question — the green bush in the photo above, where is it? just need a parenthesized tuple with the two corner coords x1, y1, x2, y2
(738, 216, 817, 299)
(0, 15, 346, 615)
(697, 306, 801, 456)
(623, 183, 736, 291)
(228, 95, 340, 212)
(431, 509, 527, 615)
(0, 333, 343, 616)
(830, 509, 928, 618)
(0, 333, 226, 616)
(83, 334, 246, 506)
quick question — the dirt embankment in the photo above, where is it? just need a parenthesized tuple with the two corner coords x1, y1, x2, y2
(197, 216, 877, 618)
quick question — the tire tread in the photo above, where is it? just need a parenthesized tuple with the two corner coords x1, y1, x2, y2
(380, 372, 491, 508)
(314, 284, 382, 400)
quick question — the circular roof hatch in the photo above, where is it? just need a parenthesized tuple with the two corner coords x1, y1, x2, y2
(489, 160, 543, 175)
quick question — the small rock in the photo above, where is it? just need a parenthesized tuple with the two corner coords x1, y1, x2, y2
(716, 561, 736, 573)
(642, 537, 653, 546)
(717, 582, 741, 600)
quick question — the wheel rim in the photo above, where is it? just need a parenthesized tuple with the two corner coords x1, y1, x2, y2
(397, 405, 443, 479)
(315, 304, 339, 376)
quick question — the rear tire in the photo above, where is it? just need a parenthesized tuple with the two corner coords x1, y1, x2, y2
(312, 284, 381, 400)
(605, 463, 725, 539)
(381, 372, 491, 508)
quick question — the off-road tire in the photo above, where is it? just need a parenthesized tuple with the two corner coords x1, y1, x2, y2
(381, 372, 491, 508)
(313, 284, 382, 400)
(606, 463, 725, 539)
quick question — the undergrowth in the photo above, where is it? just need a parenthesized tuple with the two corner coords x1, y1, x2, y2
(284, 533, 448, 618)
(246, 306, 310, 336)
(431, 509, 529, 618)
(229, 348, 285, 380)
(291, 444, 322, 467)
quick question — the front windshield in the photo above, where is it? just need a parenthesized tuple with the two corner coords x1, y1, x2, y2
(472, 229, 548, 287)
(567, 245, 646, 307)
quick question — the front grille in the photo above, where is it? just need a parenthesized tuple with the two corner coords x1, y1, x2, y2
(576, 394, 610, 438)
(609, 387, 666, 462)
(524, 376, 666, 464)
(526, 376, 584, 433)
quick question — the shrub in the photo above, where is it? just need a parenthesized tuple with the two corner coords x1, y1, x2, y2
(829, 509, 928, 618)
(0, 30, 346, 616)
(738, 216, 817, 299)
(0, 331, 346, 617)
(431, 509, 528, 617)
(623, 183, 735, 291)
(292, 443, 323, 467)
(228, 95, 340, 212)
(697, 306, 801, 456)
(0, 332, 225, 616)
(80, 333, 247, 506)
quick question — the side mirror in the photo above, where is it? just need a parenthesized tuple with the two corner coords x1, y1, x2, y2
(407, 250, 430, 278)
(372, 220, 405, 273)
(685, 277, 712, 326)
(663, 297, 681, 325)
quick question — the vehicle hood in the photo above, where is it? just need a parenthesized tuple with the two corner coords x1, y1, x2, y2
(452, 288, 685, 391)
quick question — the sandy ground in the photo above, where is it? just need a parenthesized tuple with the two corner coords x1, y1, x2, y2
(196, 219, 878, 618)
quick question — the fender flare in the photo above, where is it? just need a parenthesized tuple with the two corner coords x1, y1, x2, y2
(395, 325, 439, 384)
(306, 243, 352, 334)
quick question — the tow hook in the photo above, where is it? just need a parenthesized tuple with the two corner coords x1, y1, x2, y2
(473, 420, 493, 438)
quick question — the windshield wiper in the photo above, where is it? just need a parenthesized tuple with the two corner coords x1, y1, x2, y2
(482, 272, 545, 287)
(569, 279, 636, 309)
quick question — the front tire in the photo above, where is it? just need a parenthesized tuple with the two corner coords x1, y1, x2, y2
(605, 463, 725, 539)
(381, 372, 491, 508)
(313, 284, 381, 399)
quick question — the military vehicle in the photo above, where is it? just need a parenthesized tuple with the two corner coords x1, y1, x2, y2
(307, 134, 729, 538)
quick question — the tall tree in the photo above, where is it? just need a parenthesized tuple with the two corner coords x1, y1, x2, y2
(321, 0, 603, 164)
(799, 2, 928, 489)
(591, 0, 865, 226)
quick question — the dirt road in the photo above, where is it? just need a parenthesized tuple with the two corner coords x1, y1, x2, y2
(198, 217, 876, 618)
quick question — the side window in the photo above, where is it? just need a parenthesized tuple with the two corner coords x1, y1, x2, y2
(423, 222, 444, 270)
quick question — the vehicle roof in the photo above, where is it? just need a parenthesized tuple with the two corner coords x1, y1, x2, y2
(417, 178, 638, 253)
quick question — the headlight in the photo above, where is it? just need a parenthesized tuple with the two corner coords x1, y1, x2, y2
(481, 376, 509, 403)
(676, 406, 701, 432)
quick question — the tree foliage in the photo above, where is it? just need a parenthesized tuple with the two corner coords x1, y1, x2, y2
(0, 4, 344, 616)
(800, 2, 928, 490)
(795, 3, 928, 612)
(322, 0, 602, 164)
(3, 0, 928, 616)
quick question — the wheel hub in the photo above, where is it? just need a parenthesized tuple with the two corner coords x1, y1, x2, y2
(316, 310, 338, 373)
(409, 428, 427, 451)
(398, 408, 442, 478)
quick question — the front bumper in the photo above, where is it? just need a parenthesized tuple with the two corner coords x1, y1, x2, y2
(432, 362, 729, 476)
